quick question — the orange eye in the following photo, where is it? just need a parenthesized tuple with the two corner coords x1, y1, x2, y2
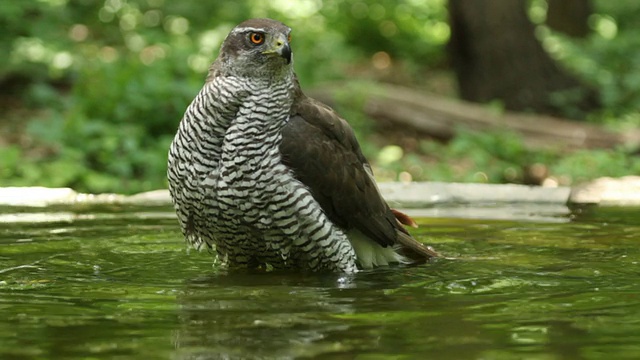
(287, 34, 292, 43)
(250, 32, 264, 45)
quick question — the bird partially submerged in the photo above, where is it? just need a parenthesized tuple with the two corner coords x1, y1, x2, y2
(168, 18, 439, 272)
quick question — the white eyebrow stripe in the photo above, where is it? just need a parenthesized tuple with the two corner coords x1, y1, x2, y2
(231, 27, 267, 34)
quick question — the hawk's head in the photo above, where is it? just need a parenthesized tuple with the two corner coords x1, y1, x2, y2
(216, 18, 293, 78)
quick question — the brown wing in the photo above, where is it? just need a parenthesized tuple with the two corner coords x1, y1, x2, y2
(280, 81, 438, 260)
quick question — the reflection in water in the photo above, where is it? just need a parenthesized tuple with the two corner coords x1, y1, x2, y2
(0, 205, 639, 359)
(171, 266, 507, 359)
(173, 242, 640, 359)
(173, 271, 369, 359)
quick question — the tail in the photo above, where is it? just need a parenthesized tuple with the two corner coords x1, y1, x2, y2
(347, 209, 440, 268)
(392, 208, 441, 261)
(396, 231, 440, 260)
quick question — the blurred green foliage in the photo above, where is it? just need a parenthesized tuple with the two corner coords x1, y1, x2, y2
(538, 1, 640, 123)
(1, 0, 639, 193)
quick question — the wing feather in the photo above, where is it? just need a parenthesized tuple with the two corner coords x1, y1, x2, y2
(280, 81, 438, 260)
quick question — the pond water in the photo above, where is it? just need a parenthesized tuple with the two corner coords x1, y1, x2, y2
(1, 204, 639, 359)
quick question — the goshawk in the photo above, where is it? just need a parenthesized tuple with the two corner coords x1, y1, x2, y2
(168, 18, 439, 272)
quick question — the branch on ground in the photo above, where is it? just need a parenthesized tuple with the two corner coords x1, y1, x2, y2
(311, 83, 640, 152)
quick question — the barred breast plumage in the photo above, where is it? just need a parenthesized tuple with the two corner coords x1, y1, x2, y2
(167, 18, 439, 272)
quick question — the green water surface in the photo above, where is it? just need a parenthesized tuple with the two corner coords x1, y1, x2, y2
(1, 205, 639, 359)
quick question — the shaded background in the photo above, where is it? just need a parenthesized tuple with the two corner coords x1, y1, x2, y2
(1, 0, 639, 194)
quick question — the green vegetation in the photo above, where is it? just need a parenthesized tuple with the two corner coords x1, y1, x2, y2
(1, 0, 639, 194)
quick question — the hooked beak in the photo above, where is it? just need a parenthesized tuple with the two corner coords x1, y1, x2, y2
(263, 34, 292, 64)
(279, 42, 292, 64)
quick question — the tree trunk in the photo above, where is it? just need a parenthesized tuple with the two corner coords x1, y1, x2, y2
(546, 0, 592, 38)
(447, 0, 598, 118)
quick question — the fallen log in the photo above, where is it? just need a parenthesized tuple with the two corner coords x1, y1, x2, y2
(310, 82, 640, 151)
